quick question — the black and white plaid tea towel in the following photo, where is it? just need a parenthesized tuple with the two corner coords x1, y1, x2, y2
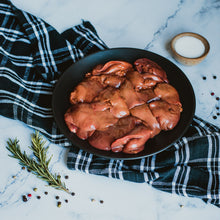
(1, 0, 220, 207)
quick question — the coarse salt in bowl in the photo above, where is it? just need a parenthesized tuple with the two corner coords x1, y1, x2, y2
(170, 32, 210, 66)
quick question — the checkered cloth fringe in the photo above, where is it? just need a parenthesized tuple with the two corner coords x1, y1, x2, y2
(1, 0, 220, 207)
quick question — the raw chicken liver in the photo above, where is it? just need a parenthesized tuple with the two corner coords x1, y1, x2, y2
(65, 59, 182, 154)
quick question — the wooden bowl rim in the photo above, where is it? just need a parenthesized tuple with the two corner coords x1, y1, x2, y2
(170, 32, 210, 61)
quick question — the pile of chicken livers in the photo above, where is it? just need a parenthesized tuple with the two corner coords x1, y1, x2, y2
(64, 58, 183, 154)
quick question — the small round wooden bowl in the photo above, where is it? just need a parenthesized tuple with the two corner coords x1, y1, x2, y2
(170, 32, 210, 66)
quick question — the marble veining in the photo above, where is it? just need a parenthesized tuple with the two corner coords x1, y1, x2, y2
(145, 0, 185, 50)
(198, 0, 220, 15)
(0, 0, 220, 219)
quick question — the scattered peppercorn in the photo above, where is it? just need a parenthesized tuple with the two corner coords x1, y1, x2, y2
(22, 166, 25, 170)
(37, 196, 41, 199)
(99, 200, 104, 204)
(217, 112, 220, 116)
(55, 196, 60, 200)
(27, 169, 31, 172)
(213, 75, 217, 79)
(216, 107, 219, 110)
(71, 192, 75, 196)
(44, 191, 48, 195)
(202, 76, 206, 80)
(216, 97, 219, 101)
(64, 175, 69, 179)
(33, 188, 38, 192)
(22, 195, 28, 202)
(213, 116, 217, 119)
(211, 92, 215, 96)
(65, 199, 68, 203)
(57, 201, 62, 208)
(27, 193, 32, 198)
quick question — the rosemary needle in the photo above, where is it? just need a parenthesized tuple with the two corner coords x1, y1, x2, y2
(6, 131, 70, 194)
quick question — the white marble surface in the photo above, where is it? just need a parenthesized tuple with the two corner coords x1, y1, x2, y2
(0, 0, 220, 219)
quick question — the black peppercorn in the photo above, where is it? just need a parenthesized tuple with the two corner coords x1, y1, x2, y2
(55, 196, 59, 200)
(44, 191, 48, 195)
(22, 195, 28, 202)
(71, 192, 75, 196)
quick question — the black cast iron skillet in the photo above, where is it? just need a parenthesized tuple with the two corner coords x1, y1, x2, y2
(52, 48, 195, 160)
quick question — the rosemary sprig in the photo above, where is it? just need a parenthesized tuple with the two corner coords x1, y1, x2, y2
(6, 131, 70, 194)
